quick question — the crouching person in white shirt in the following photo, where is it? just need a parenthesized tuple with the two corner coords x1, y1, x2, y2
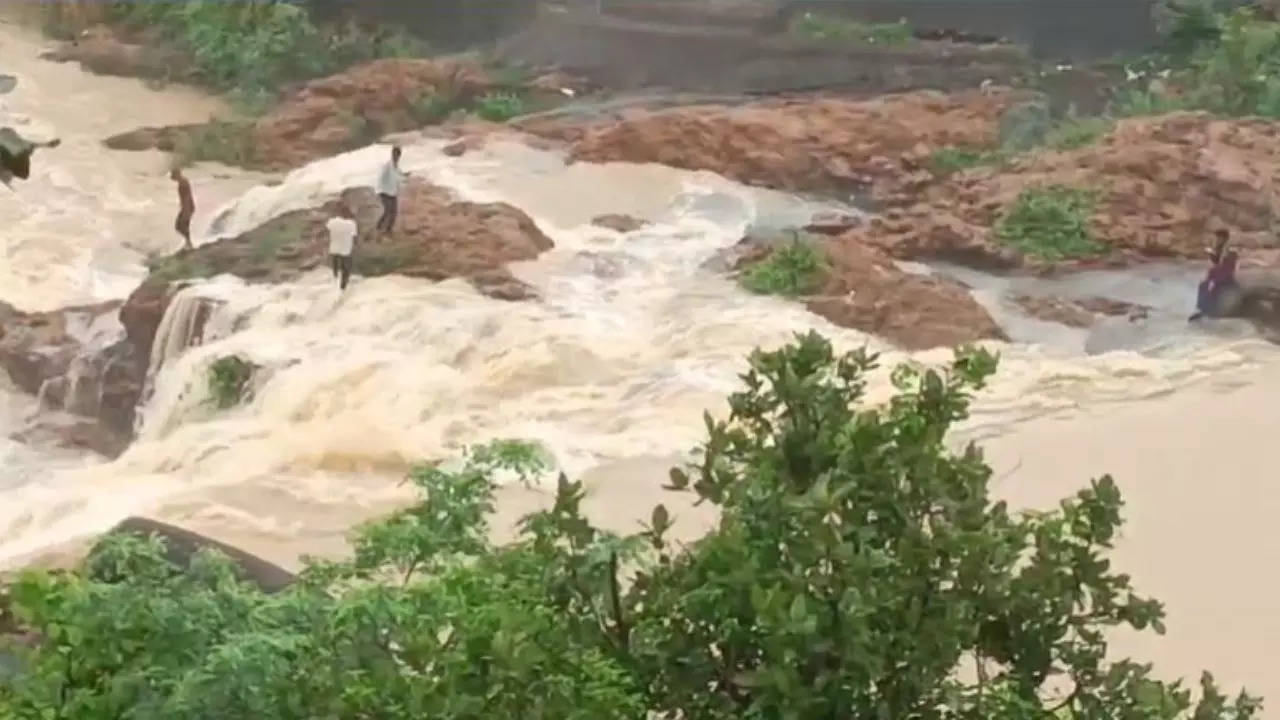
(326, 204, 358, 291)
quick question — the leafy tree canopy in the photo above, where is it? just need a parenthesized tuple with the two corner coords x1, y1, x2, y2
(0, 332, 1261, 719)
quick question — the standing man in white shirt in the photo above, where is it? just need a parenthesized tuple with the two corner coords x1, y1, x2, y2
(326, 204, 358, 291)
(375, 144, 403, 238)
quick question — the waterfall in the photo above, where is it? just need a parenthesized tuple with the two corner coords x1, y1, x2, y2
(146, 285, 209, 382)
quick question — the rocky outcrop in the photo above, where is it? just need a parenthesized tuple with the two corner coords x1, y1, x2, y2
(0, 299, 142, 456)
(803, 239, 1007, 350)
(92, 517, 296, 593)
(148, 179, 552, 290)
(726, 234, 1006, 350)
(248, 57, 493, 168)
(852, 112, 1280, 269)
(519, 88, 1020, 203)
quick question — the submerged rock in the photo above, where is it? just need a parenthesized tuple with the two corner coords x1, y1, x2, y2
(1011, 293, 1150, 328)
(590, 213, 649, 233)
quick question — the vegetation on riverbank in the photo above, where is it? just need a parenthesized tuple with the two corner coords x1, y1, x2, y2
(995, 184, 1106, 262)
(0, 333, 1262, 718)
(790, 11, 914, 47)
(738, 235, 827, 297)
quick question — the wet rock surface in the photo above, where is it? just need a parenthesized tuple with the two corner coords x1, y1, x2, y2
(723, 233, 1006, 350)
(247, 57, 494, 169)
(0, 299, 137, 457)
(803, 239, 1008, 350)
(146, 178, 552, 293)
(519, 88, 1019, 202)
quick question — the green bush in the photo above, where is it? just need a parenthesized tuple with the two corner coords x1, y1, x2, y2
(206, 355, 253, 409)
(0, 337, 1263, 718)
(791, 11, 914, 46)
(738, 236, 827, 297)
(474, 92, 527, 122)
(1119, 7, 1280, 119)
(994, 184, 1107, 262)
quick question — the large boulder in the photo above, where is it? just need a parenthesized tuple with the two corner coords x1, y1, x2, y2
(91, 517, 296, 593)
(728, 233, 1007, 350)
(804, 239, 1007, 350)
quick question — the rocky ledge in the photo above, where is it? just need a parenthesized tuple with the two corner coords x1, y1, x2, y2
(515, 87, 1019, 203)
(0, 177, 553, 458)
(97, 53, 591, 170)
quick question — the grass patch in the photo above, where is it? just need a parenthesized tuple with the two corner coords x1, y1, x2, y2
(206, 355, 254, 410)
(249, 223, 296, 263)
(147, 253, 217, 284)
(994, 185, 1107, 262)
(739, 236, 828, 297)
(791, 12, 914, 46)
(356, 246, 418, 276)
(1043, 116, 1116, 151)
(172, 121, 258, 168)
(929, 146, 1006, 175)
(409, 90, 464, 125)
(474, 92, 527, 122)
(929, 118, 1115, 178)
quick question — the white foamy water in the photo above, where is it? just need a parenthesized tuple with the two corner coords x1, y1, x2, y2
(2, 17, 1279, 711)
(2, 136, 1271, 565)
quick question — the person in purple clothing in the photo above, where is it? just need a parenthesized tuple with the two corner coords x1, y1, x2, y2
(1191, 229, 1239, 321)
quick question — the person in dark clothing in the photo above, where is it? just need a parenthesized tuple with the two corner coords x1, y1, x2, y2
(1191, 229, 1239, 320)
(375, 145, 403, 237)
(170, 168, 195, 250)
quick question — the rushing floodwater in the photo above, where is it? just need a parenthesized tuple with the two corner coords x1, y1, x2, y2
(2, 18, 1279, 710)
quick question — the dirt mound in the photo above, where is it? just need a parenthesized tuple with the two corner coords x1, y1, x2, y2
(856, 112, 1280, 269)
(249, 57, 493, 168)
(518, 88, 1018, 201)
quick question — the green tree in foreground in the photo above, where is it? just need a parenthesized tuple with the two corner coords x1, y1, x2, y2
(0, 333, 1262, 719)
